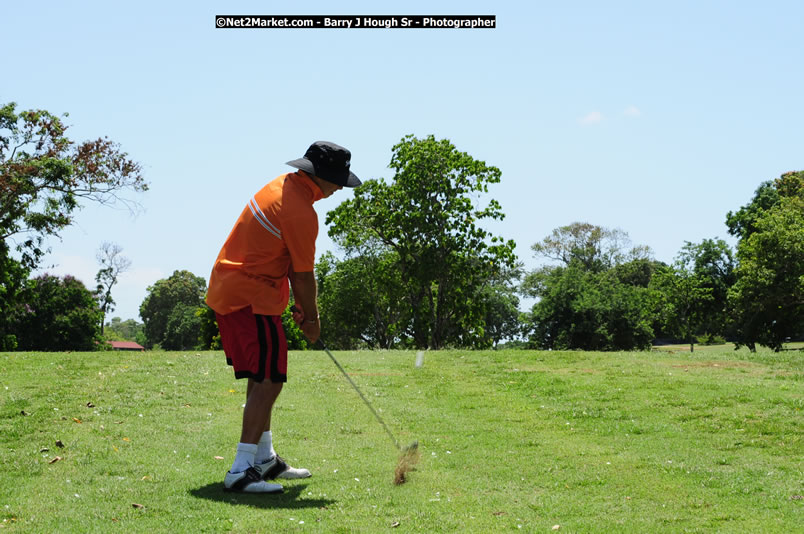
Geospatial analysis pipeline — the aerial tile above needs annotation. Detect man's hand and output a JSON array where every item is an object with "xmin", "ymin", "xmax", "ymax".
[
  {"xmin": 291, "ymin": 304, "xmax": 305, "ymax": 326},
  {"xmin": 301, "ymin": 319, "xmax": 320, "ymax": 344},
  {"xmin": 291, "ymin": 304, "xmax": 320, "ymax": 344}
]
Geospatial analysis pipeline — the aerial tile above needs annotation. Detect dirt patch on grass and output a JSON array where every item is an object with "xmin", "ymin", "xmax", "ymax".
[
  {"xmin": 506, "ymin": 366, "xmax": 601, "ymax": 374},
  {"xmin": 345, "ymin": 372, "xmax": 403, "ymax": 376},
  {"xmin": 669, "ymin": 361, "xmax": 759, "ymax": 369},
  {"xmin": 538, "ymin": 367, "xmax": 603, "ymax": 375},
  {"xmin": 667, "ymin": 361, "xmax": 774, "ymax": 377},
  {"xmin": 506, "ymin": 367, "xmax": 544, "ymax": 373},
  {"xmin": 666, "ymin": 360, "xmax": 802, "ymax": 379}
]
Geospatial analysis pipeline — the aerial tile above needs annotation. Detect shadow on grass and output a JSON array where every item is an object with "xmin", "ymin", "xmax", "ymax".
[{"xmin": 190, "ymin": 482, "xmax": 336, "ymax": 509}]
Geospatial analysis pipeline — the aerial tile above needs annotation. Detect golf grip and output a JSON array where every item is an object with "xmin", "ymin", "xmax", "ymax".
[{"xmin": 290, "ymin": 305, "xmax": 401, "ymax": 451}]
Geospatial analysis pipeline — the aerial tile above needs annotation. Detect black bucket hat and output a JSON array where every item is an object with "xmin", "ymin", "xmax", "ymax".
[{"xmin": 287, "ymin": 141, "xmax": 361, "ymax": 188}]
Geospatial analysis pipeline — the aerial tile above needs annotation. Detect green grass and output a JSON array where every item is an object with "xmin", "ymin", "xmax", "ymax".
[{"xmin": 1, "ymin": 348, "xmax": 802, "ymax": 533}]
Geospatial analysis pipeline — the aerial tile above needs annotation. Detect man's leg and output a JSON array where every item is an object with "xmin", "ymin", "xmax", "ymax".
[
  {"xmin": 224, "ymin": 379, "xmax": 285, "ymax": 492},
  {"xmin": 244, "ymin": 379, "xmax": 312, "ymax": 481},
  {"xmin": 244, "ymin": 377, "xmax": 312, "ymax": 481},
  {"xmin": 241, "ymin": 379, "xmax": 283, "ymax": 444},
  {"xmin": 218, "ymin": 309, "xmax": 287, "ymax": 492}
]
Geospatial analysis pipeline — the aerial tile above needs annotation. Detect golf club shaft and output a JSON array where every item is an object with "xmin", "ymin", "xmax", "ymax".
[
  {"xmin": 317, "ymin": 339, "xmax": 402, "ymax": 451},
  {"xmin": 290, "ymin": 304, "xmax": 403, "ymax": 450}
]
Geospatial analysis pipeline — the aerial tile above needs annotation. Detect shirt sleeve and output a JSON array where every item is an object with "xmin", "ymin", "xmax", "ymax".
[{"xmin": 282, "ymin": 207, "xmax": 318, "ymax": 272}]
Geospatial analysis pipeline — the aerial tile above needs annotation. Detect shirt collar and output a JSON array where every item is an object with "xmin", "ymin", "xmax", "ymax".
[{"xmin": 290, "ymin": 171, "xmax": 324, "ymax": 202}]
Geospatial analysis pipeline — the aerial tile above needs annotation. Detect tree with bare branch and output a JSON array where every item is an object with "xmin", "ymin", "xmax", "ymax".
[
  {"xmin": 0, "ymin": 102, "xmax": 147, "ymax": 268},
  {"xmin": 0, "ymin": 101, "xmax": 147, "ymax": 350},
  {"xmin": 95, "ymin": 242, "xmax": 132, "ymax": 334}
]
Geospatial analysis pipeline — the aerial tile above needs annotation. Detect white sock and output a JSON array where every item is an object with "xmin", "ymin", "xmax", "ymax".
[
  {"xmin": 231, "ymin": 443, "xmax": 258, "ymax": 473},
  {"xmin": 255, "ymin": 431, "xmax": 276, "ymax": 464}
]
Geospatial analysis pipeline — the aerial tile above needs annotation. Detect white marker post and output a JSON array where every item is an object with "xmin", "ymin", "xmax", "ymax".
[{"xmin": 415, "ymin": 351, "xmax": 424, "ymax": 368}]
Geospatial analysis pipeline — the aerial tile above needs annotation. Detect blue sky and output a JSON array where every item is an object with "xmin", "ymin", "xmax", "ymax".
[{"xmin": 3, "ymin": 1, "xmax": 803, "ymax": 322}]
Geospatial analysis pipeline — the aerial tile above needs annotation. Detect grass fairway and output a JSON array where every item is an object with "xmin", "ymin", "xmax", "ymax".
[{"xmin": 1, "ymin": 348, "xmax": 802, "ymax": 533}]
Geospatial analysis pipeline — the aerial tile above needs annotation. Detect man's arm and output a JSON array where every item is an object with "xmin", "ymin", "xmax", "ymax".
[{"xmin": 289, "ymin": 270, "xmax": 320, "ymax": 344}]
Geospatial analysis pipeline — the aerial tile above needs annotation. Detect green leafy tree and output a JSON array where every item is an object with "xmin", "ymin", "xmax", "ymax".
[
  {"xmin": 139, "ymin": 270, "xmax": 206, "ymax": 349},
  {"xmin": 649, "ymin": 263, "xmax": 713, "ymax": 352},
  {"xmin": 106, "ymin": 317, "xmax": 145, "ymax": 342},
  {"xmin": 105, "ymin": 316, "xmax": 146, "ymax": 346},
  {"xmin": 196, "ymin": 304, "xmax": 222, "ymax": 350},
  {"xmin": 611, "ymin": 257, "xmax": 663, "ymax": 288},
  {"xmin": 94, "ymin": 242, "xmax": 131, "ymax": 334},
  {"xmin": 163, "ymin": 303, "xmax": 203, "ymax": 351},
  {"xmin": 525, "ymin": 262, "xmax": 654, "ymax": 351},
  {"xmin": 0, "ymin": 102, "xmax": 147, "ymax": 269},
  {"xmin": 531, "ymin": 222, "xmax": 652, "ymax": 274},
  {"xmin": 316, "ymin": 251, "xmax": 409, "ymax": 349},
  {"xmin": 0, "ymin": 249, "xmax": 28, "ymax": 350},
  {"xmin": 1, "ymin": 101, "xmax": 146, "ymax": 348},
  {"xmin": 326, "ymin": 135, "xmax": 517, "ymax": 349},
  {"xmin": 726, "ymin": 171, "xmax": 804, "ymax": 240},
  {"xmin": 13, "ymin": 274, "xmax": 103, "ymax": 351},
  {"xmin": 728, "ymin": 196, "xmax": 804, "ymax": 351},
  {"xmin": 726, "ymin": 182, "xmax": 780, "ymax": 240},
  {"xmin": 524, "ymin": 225, "xmax": 655, "ymax": 351},
  {"xmin": 675, "ymin": 239, "xmax": 735, "ymax": 338},
  {"xmin": 471, "ymin": 263, "xmax": 524, "ymax": 349}
]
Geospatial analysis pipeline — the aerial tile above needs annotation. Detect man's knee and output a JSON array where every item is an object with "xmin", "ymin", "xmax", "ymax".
[{"xmin": 248, "ymin": 379, "xmax": 283, "ymax": 400}]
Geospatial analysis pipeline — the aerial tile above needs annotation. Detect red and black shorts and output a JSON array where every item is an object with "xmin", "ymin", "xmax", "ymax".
[{"xmin": 215, "ymin": 306, "xmax": 288, "ymax": 383}]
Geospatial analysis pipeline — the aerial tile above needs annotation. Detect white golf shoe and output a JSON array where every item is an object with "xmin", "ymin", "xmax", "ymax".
[
  {"xmin": 254, "ymin": 455, "xmax": 311, "ymax": 480},
  {"xmin": 223, "ymin": 466, "xmax": 284, "ymax": 493}
]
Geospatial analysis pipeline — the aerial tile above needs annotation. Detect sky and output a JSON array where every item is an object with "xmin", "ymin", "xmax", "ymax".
[{"xmin": 2, "ymin": 1, "xmax": 803, "ymax": 322}]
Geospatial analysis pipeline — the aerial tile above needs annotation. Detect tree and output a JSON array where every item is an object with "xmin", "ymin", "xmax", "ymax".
[
  {"xmin": 728, "ymin": 196, "xmax": 804, "ymax": 351},
  {"xmin": 531, "ymin": 222, "xmax": 651, "ymax": 273},
  {"xmin": 1, "ymin": 102, "xmax": 146, "ymax": 349},
  {"xmin": 475, "ymin": 263, "xmax": 523, "ymax": 349},
  {"xmin": 524, "ymin": 224, "xmax": 656, "ymax": 351},
  {"xmin": 139, "ymin": 270, "xmax": 206, "ymax": 349},
  {"xmin": 1, "ymin": 102, "xmax": 147, "ymax": 269},
  {"xmin": 675, "ymin": 239, "xmax": 735, "ymax": 338},
  {"xmin": 105, "ymin": 316, "xmax": 145, "ymax": 346},
  {"xmin": 13, "ymin": 274, "xmax": 103, "ymax": 351},
  {"xmin": 95, "ymin": 242, "xmax": 131, "ymax": 334},
  {"xmin": 726, "ymin": 171, "xmax": 804, "ymax": 240},
  {"xmin": 326, "ymin": 135, "xmax": 517, "ymax": 349},
  {"xmin": 649, "ymin": 263, "xmax": 713, "ymax": 352},
  {"xmin": 196, "ymin": 304, "xmax": 222, "ymax": 350},
  {"xmin": 725, "ymin": 171, "xmax": 804, "ymax": 351},
  {"xmin": 525, "ymin": 262, "xmax": 655, "ymax": 351},
  {"xmin": 316, "ymin": 251, "xmax": 410, "ymax": 349},
  {"xmin": 0, "ymin": 248, "xmax": 28, "ymax": 350},
  {"xmin": 163, "ymin": 303, "xmax": 202, "ymax": 351}
]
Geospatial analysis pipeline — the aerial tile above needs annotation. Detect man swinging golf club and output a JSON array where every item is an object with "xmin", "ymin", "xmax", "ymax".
[{"xmin": 206, "ymin": 141, "xmax": 361, "ymax": 493}]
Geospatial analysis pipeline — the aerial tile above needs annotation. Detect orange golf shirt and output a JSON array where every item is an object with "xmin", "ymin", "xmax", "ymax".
[{"xmin": 207, "ymin": 172, "xmax": 324, "ymax": 316}]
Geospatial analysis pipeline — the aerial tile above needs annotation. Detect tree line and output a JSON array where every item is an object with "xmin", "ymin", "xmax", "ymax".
[{"xmin": 2, "ymin": 102, "xmax": 802, "ymax": 352}]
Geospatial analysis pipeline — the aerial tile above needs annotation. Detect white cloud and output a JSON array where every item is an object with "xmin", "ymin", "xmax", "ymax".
[
  {"xmin": 579, "ymin": 111, "xmax": 603, "ymax": 125},
  {"xmin": 624, "ymin": 105, "xmax": 641, "ymax": 117}
]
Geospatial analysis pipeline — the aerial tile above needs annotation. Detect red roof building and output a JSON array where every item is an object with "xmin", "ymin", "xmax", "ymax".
[{"xmin": 109, "ymin": 341, "xmax": 145, "ymax": 351}]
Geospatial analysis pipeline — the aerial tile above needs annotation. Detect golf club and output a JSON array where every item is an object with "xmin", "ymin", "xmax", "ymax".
[
  {"xmin": 291, "ymin": 305, "xmax": 419, "ymax": 483},
  {"xmin": 320, "ymin": 337, "xmax": 415, "ymax": 448}
]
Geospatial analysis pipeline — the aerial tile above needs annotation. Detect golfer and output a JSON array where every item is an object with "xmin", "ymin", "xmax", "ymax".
[{"xmin": 206, "ymin": 141, "xmax": 361, "ymax": 493}]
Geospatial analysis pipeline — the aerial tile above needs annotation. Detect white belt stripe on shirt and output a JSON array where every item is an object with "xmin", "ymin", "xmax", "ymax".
[{"xmin": 248, "ymin": 197, "xmax": 282, "ymax": 240}]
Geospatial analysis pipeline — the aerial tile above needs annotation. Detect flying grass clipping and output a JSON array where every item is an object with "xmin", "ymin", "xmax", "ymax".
[{"xmin": 394, "ymin": 441, "xmax": 420, "ymax": 485}]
